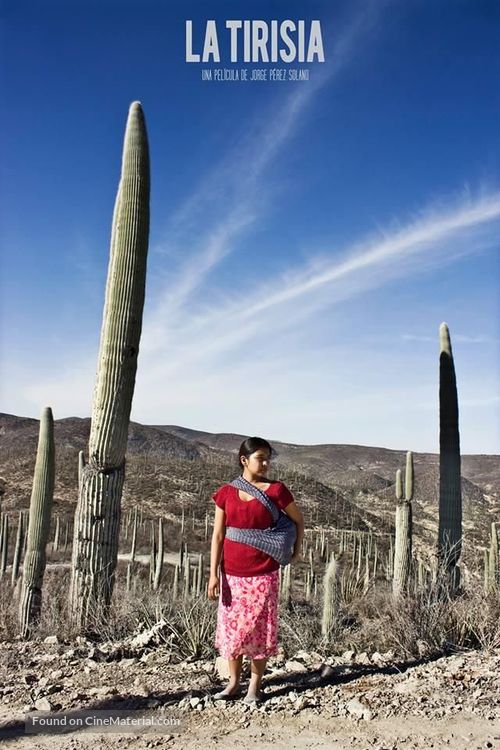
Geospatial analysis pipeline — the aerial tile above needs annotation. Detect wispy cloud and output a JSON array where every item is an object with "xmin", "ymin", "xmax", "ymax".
[
  {"xmin": 5, "ymin": 189, "xmax": 499, "ymax": 453},
  {"xmin": 402, "ymin": 333, "xmax": 497, "ymax": 344},
  {"xmin": 141, "ymin": 189, "xmax": 500, "ymax": 376}
]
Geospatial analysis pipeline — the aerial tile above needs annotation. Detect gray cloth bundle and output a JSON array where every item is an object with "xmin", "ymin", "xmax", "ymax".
[{"xmin": 225, "ymin": 476, "xmax": 297, "ymax": 566}]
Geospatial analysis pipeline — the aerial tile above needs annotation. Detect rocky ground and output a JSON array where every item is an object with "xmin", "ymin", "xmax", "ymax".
[{"xmin": 0, "ymin": 629, "xmax": 498, "ymax": 750}]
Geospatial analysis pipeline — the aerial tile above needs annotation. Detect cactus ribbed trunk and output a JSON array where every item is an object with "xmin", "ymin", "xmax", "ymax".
[
  {"xmin": 393, "ymin": 454, "xmax": 413, "ymax": 597},
  {"xmin": 78, "ymin": 451, "xmax": 85, "ymax": 489},
  {"xmin": 69, "ymin": 102, "xmax": 150, "ymax": 629},
  {"xmin": 437, "ymin": 323, "xmax": 462, "ymax": 592},
  {"xmin": 53, "ymin": 515, "xmax": 60, "ymax": 552},
  {"xmin": 321, "ymin": 555, "xmax": 339, "ymax": 638},
  {"xmin": 19, "ymin": 407, "xmax": 55, "ymax": 637},
  {"xmin": 11, "ymin": 511, "xmax": 24, "ymax": 586},
  {"xmin": 488, "ymin": 522, "xmax": 498, "ymax": 593},
  {"xmin": 0, "ymin": 514, "xmax": 9, "ymax": 579},
  {"xmin": 152, "ymin": 518, "xmax": 164, "ymax": 591}
]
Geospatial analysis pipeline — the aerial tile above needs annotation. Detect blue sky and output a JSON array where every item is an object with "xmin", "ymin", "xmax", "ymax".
[{"xmin": 1, "ymin": 0, "xmax": 499, "ymax": 453}]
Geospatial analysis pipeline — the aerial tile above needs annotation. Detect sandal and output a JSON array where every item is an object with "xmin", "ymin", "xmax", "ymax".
[
  {"xmin": 242, "ymin": 692, "xmax": 263, "ymax": 705},
  {"xmin": 213, "ymin": 687, "xmax": 242, "ymax": 701}
]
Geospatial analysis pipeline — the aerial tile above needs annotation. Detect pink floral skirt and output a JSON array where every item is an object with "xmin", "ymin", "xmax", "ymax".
[{"xmin": 215, "ymin": 569, "xmax": 279, "ymax": 659}]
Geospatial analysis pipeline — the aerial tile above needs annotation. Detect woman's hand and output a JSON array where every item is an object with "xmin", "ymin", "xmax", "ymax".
[{"xmin": 208, "ymin": 574, "xmax": 220, "ymax": 599}]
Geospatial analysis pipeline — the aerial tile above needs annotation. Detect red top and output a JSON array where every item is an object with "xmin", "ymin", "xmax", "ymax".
[{"xmin": 212, "ymin": 480, "xmax": 295, "ymax": 577}]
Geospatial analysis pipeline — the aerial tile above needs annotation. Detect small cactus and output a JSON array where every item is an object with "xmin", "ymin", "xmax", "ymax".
[
  {"xmin": 130, "ymin": 507, "xmax": 138, "ymax": 562},
  {"xmin": 0, "ymin": 514, "xmax": 9, "ymax": 579},
  {"xmin": 11, "ymin": 511, "xmax": 25, "ymax": 586},
  {"xmin": 53, "ymin": 515, "xmax": 60, "ymax": 552},
  {"xmin": 487, "ymin": 522, "xmax": 498, "ymax": 593},
  {"xmin": 19, "ymin": 407, "xmax": 55, "ymax": 637},
  {"xmin": 152, "ymin": 518, "xmax": 164, "ymax": 591},
  {"xmin": 393, "ymin": 453, "xmax": 413, "ymax": 597},
  {"xmin": 321, "ymin": 554, "xmax": 339, "ymax": 638}
]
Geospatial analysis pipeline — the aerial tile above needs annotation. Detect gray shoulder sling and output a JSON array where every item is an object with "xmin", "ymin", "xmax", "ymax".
[{"xmin": 224, "ymin": 476, "xmax": 297, "ymax": 566}]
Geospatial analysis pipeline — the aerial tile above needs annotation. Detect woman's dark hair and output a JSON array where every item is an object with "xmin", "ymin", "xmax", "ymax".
[{"xmin": 238, "ymin": 436, "xmax": 273, "ymax": 470}]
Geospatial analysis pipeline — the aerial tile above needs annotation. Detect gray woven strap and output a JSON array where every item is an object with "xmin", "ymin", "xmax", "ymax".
[{"xmin": 224, "ymin": 476, "xmax": 297, "ymax": 566}]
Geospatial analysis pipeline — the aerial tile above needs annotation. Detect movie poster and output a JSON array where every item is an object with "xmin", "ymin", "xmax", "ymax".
[
  {"xmin": 1, "ymin": 2, "xmax": 500, "ymax": 745},
  {"xmin": 1, "ymin": 0, "xmax": 498, "ymax": 454}
]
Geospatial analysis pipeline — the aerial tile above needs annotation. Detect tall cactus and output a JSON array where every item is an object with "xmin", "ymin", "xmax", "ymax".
[
  {"xmin": 393, "ymin": 453, "xmax": 413, "ymax": 597},
  {"xmin": 19, "ymin": 407, "xmax": 55, "ymax": 637},
  {"xmin": 69, "ymin": 102, "xmax": 150, "ymax": 628},
  {"xmin": 437, "ymin": 323, "xmax": 462, "ymax": 592}
]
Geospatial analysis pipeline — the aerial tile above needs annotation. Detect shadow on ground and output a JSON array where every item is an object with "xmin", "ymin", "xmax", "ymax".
[{"xmin": 0, "ymin": 650, "xmax": 448, "ymax": 741}]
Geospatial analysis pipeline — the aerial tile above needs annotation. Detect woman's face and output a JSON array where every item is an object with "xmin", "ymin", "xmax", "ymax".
[{"xmin": 242, "ymin": 449, "xmax": 271, "ymax": 477}]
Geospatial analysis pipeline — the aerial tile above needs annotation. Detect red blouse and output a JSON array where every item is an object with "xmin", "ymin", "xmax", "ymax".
[{"xmin": 212, "ymin": 480, "xmax": 295, "ymax": 577}]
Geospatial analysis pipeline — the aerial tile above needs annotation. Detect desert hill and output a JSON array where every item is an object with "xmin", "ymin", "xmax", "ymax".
[{"xmin": 0, "ymin": 413, "xmax": 497, "ymax": 565}]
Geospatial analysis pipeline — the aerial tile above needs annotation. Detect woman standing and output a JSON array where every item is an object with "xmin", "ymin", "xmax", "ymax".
[{"xmin": 208, "ymin": 437, "xmax": 305, "ymax": 703}]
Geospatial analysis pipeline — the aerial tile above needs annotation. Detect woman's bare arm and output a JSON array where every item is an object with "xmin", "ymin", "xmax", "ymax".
[
  {"xmin": 283, "ymin": 501, "xmax": 305, "ymax": 561},
  {"xmin": 208, "ymin": 506, "xmax": 226, "ymax": 599}
]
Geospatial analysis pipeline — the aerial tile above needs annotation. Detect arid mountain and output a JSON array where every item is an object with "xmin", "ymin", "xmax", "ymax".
[
  {"xmin": 1, "ymin": 414, "xmax": 497, "ymax": 565},
  {"xmin": 157, "ymin": 424, "xmax": 499, "ymax": 559}
]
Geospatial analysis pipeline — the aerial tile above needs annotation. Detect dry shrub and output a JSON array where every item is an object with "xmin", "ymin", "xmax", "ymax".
[
  {"xmin": 279, "ymin": 600, "xmax": 323, "ymax": 656},
  {"xmin": 337, "ymin": 575, "xmax": 500, "ymax": 658},
  {"xmin": 138, "ymin": 595, "xmax": 217, "ymax": 659}
]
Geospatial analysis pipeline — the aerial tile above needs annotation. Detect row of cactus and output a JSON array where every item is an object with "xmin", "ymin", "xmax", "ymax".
[{"xmin": 2, "ymin": 508, "xmax": 73, "ymax": 588}]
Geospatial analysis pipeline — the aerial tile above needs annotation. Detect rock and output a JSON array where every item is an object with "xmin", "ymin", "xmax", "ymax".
[
  {"xmin": 321, "ymin": 664, "xmax": 336, "ymax": 679},
  {"xmin": 34, "ymin": 697, "xmax": 52, "ymax": 711},
  {"xmin": 189, "ymin": 697, "xmax": 201, "ymax": 708},
  {"xmin": 130, "ymin": 619, "xmax": 169, "ymax": 648},
  {"xmin": 293, "ymin": 650, "xmax": 312, "ymax": 663},
  {"xmin": 346, "ymin": 697, "xmax": 371, "ymax": 720},
  {"xmin": 380, "ymin": 650, "xmax": 395, "ymax": 661},
  {"xmin": 342, "ymin": 650, "xmax": 356, "ymax": 661},
  {"xmin": 294, "ymin": 696, "xmax": 310, "ymax": 711},
  {"xmin": 394, "ymin": 680, "xmax": 420, "ymax": 695},
  {"xmin": 357, "ymin": 652, "xmax": 371, "ymax": 665},
  {"xmin": 45, "ymin": 684, "xmax": 63, "ymax": 696},
  {"xmin": 214, "ymin": 656, "xmax": 230, "ymax": 679},
  {"xmin": 120, "ymin": 657, "xmax": 137, "ymax": 667},
  {"xmin": 131, "ymin": 681, "xmax": 149, "ymax": 697},
  {"xmin": 89, "ymin": 686, "xmax": 117, "ymax": 697},
  {"xmin": 43, "ymin": 636, "xmax": 59, "ymax": 644},
  {"xmin": 285, "ymin": 660, "xmax": 307, "ymax": 672},
  {"xmin": 49, "ymin": 669, "xmax": 63, "ymax": 680}
]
